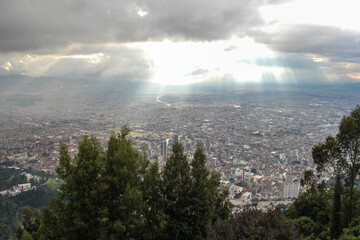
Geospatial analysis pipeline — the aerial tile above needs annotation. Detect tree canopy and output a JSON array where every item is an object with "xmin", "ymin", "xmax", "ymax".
[
  {"xmin": 287, "ymin": 105, "xmax": 360, "ymax": 239},
  {"xmin": 17, "ymin": 127, "xmax": 230, "ymax": 240}
]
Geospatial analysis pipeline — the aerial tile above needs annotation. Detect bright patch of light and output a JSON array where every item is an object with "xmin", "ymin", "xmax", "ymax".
[
  {"xmin": 136, "ymin": 8, "xmax": 148, "ymax": 17},
  {"xmin": 1, "ymin": 61, "xmax": 12, "ymax": 71},
  {"xmin": 348, "ymin": 72, "xmax": 360, "ymax": 79},
  {"xmin": 312, "ymin": 57, "xmax": 324, "ymax": 62},
  {"xmin": 260, "ymin": 0, "xmax": 360, "ymax": 31},
  {"xmin": 2, "ymin": 52, "xmax": 106, "ymax": 77},
  {"xmin": 26, "ymin": 53, "xmax": 105, "ymax": 63},
  {"xmin": 130, "ymin": 37, "xmax": 282, "ymax": 85},
  {"xmin": 67, "ymin": 53, "xmax": 105, "ymax": 63},
  {"xmin": 17, "ymin": 53, "xmax": 105, "ymax": 63}
]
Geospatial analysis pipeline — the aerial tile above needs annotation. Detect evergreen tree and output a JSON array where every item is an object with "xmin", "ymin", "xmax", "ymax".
[
  {"xmin": 16, "ymin": 129, "xmax": 233, "ymax": 240},
  {"xmin": 162, "ymin": 142, "xmax": 193, "ymax": 239},
  {"xmin": 210, "ymin": 172, "xmax": 231, "ymax": 222},
  {"xmin": 68, "ymin": 136, "xmax": 104, "ymax": 240},
  {"xmin": 101, "ymin": 127, "xmax": 147, "ymax": 239},
  {"xmin": 161, "ymin": 144, "xmax": 231, "ymax": 240},
  {"xmin": 190, "ymin": 147, "xmax": 231, "ymax": 239},
  {"xmin": 43, "ymin": 136, "xmax": 105, "ymax": 240},
  {"xmin": 190, "ymin": 147, "xmax": 213, "ymax": 239},
  {"xmin": 36, "ymin": 199, "xmax": 67, "ymax": 240},
  {"xmin": 142, "ymin": 161, "xmax": 166, "ymax": 239}
]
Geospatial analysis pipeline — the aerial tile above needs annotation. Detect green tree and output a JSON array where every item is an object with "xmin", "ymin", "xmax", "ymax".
[
  {"xmin": 337, "ymin": 106, "xmax": 360, "ymax": 227},
  {"xmin": 21, "ymin": 208, "xmax": 41, "ymax": 235},
  {"xmin": 162, "ymin": 142, "xmax": 193, "ymax": 239},
  {"xmin": 142, "ymin": 161, "xmax": 166, "ymax": 239},
  {"xmin": 340, "ymin": 216, "xmax": 360, "ymax": 239},
  {"xmin": 191, "ymin": 147, "xmax": 231, "ymax": 239},
  {"xmin": 0, "ymin": 197, "xmax": 18, "ymax": 240},
  {"xmin": 162, "ymin": 144, "xmax": 231, "ymax": 240},
  {"xmin": 209, "ymin": 171, "xmax": 231, "ymax": 222},
  {"xmin": 300, "ymin": 170, "xmax": 317, "ymax": 191},
  {"xmin": 15, "ymin": 208, "xmax": 41, "ymax": 239},
  {"xmin": 20, "ymin": 230, "xmax": 34, "ymax": 240},
  {"xmin": 43, "ymin": 136, "xmax": 105, "ymax": 240},
  {"xmin": 15, "ymin": 129, "xmax": 233, "ymax": 240},
  {"xmin": 295, "ymin": 216, "xmax": 318, "ymax": 239},
  {"xmin": 332, "ymin": 174, "xmax": 344, "ymax": 239},
  {"xmin": 289, "ymin": 106, "xmax": 360, "ymax": 239},
  {"xmin": 100, "ymin": 128, "xmax": 147, "ymax": 239},
  {"xmin": 36, "ymin": 129, "xmax": 148, "ymax": 240},
  {"xmin": 286, "ymin": 180, "xmax": 331, "ymax": 238},
  {"xmin": 36, "ymin": 199, "xmax": 67, "ymax": 240},
  {"xmin": 208, "ymin": 208, "xmax": 299, "ymax": 240},
  {"xmin": 190, "ymin": 147, "xmax": 214, "ymax": 239},
  {"xmin": 312, "ymin": 136, "xmax": 345, "ymax": 239}
]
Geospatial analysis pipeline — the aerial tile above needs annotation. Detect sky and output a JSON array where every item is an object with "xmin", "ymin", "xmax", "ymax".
[{"xmin": 0, "ymin": 0, "xmax": 360, "ymax": 86}]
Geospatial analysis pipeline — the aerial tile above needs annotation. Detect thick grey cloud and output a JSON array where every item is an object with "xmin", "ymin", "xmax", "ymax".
[
  {"xmin": 3, "ymin": 0, "xmax": 360, "ymax": 84},
  {"xmin": 249, "ymin": 24, "xmax": 360, "ymax": 82},
  {"xmin": 251, "ymin": 24, "xmax": 360, "ymax": 61},
  {"xmin": 0, "ymin": 0, "xmax": 287, "ymax": 52}
]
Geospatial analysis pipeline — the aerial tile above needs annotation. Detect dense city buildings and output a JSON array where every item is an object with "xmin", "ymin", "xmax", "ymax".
[{"xmin": 1, "ymin": 83, "xmax": 360, "ymax": 206}]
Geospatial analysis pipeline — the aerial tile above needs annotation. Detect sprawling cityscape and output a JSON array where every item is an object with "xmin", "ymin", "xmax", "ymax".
[
  {"xmin": 2, "ymin": 0, "xmax": 360, "ymax": 238},
  {"xmin": 1, "ymin": 80, "xmax": 359, "ymax": 207}
]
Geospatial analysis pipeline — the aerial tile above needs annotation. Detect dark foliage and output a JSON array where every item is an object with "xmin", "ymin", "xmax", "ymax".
[
  {"xmin": 14, "ymin": 186, "xmax": 58, "ymax": 208},
  {"xmin": 0, "ymin": 168, "xmax": 28, "ymax": 191},
  {"xmin": 207, "ymin": 208, "xmax": 300, "ymax": 240},
  {"xmin": 0, "ymin": 185, "xmax": 57, "ymax": 240}
]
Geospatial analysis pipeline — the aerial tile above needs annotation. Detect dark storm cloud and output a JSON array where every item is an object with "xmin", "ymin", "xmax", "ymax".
[
  {"xmin": 144, "ymin": 0, "xmax": 265, "ymax": 41},
  {"xmin": 0, "ymin": 0, "xmax": 288, "ymax": 52},
  {"xmin": 251, "ymin": 24, "xmax": 360, "ymax": 61}
]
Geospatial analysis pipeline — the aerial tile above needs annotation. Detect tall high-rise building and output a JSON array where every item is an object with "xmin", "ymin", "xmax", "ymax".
[
  {"xmin": 173, "ymin": 134, "xmax": 181, "ymax": 144},
  {"xmin": 161, "ymin": 141, "xmax": 164, "ymax": 156},
  {"xmin": 218, "ymin": 151, "xmax": 222, "ymax": 163},
  {"xmin": 205, "ymin": 139, "xmax": 211, "ymax": 154},
  {"xmin": 161, "ymin": 140, "xmax": 168, "ymax": 162}
]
